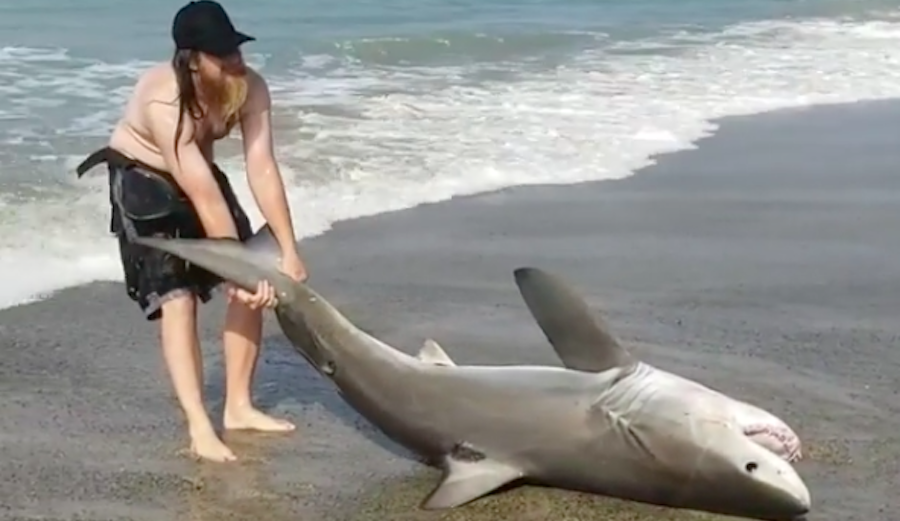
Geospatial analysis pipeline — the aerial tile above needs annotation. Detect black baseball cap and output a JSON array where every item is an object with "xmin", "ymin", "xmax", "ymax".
[{"xmin": 172, "ymin": 0, "xmax": 255, "ymax": 58}]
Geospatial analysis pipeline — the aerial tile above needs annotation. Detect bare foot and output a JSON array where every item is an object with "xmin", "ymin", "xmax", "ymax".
[
  {"xmin": 189, "ymin": 429, "xmax": 237, "ymax": 462},
  {"xmin": 223, "ymin": 406, "xmax": 296, "ymax": 432}
]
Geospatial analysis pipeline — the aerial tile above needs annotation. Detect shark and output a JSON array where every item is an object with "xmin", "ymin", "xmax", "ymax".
[{"xmin": 134, "ymin": 226, "xmax": 811, "ymax": 520}]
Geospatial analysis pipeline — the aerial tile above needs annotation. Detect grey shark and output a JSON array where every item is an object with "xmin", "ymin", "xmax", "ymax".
[{"xmin": 134, "ymin": 226, "xmax": 811, "ymax": 521}]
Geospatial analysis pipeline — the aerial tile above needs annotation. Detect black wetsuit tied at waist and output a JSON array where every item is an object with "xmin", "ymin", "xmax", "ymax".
[
  {"xmin": 76, "ymin": 146, "xmax": 190, "ymax": 222},
  {"xmin": 76, "ymin": 146, "xmax": 253, "ymax": 320}
]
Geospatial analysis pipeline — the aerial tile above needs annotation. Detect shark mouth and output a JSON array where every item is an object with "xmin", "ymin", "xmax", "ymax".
[{"xmin": 744, "ymin": 423, "xmax": 803, "ymax": 463}]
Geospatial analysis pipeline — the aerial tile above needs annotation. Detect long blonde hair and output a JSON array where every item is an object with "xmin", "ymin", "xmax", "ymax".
[
  {"xmin": 172, "ymin": 49, "xmax": 201, "ymax": 160},
  {"xmin": 217, "ymin": 72, "xmax": 248, "ymax": 126},
  {"xmin": 171, "ymin": 48, "xmax": 249, "ymax": 156}
]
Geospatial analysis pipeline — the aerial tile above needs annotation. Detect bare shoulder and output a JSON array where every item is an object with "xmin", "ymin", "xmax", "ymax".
[
  {"xmin": 242, "ymin": 66, "xmax": 272, "ymax": 114},
  {"xmin": 140, "ymin": 63, "xmax": 181, "ymax": 111},
  {"xmin": 136, "ymin": 63, "xmax": 194, "ymax": 138}
]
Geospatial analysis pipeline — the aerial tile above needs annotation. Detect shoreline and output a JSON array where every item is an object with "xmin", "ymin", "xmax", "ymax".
[
  {"xmin": 2, "ymin": 98, "xmax": 899, "ymax": 520},
  {"xmin": 2, "ymin": 97, "xmax": 898, "ymax": 315}
]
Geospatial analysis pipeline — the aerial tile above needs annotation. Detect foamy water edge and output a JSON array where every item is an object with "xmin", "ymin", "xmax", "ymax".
[{"xmin": 1, "ymin": 15, "xmax": 900, "ymax": 310}]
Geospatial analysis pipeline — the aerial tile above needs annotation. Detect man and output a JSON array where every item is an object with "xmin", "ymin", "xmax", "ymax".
[{"xmin": 76, "ymin": 0, "xmax": 307, "ymax": 462}]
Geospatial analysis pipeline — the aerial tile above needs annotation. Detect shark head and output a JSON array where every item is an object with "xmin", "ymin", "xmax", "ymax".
[
  {"xmin": 680, "ymin": 417, "xmax": 811, "ymax": 520},
  {"xmin": 573, "ymin": 372, "xmax": 811, "ymax": 521},
  {"xmin": 513, "ymin": 266, "xmax": 810, "ymax": 520}
]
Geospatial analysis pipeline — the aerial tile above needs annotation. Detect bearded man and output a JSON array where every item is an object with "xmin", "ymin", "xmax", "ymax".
[{"xmin": 76, "ymin": 0, "xmax": 308, "ymax": 462}]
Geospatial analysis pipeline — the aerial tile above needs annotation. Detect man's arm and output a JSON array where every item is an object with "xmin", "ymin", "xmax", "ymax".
[
  {"xmin": 240, "ymin": 70, "xmax": 298, "ymax": 256},
  {"xmin": 147, "ymin": 98, "xmax": 238, "ymax": 239}
]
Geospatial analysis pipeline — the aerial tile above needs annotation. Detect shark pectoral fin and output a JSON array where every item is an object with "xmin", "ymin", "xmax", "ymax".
[
  {"xmin": 422, "ymin": 457, "xmax": 523, "ymax": 510},
  {"xmin": 417, "ymin": 338, "xmax": 457, "ymax": 367}
]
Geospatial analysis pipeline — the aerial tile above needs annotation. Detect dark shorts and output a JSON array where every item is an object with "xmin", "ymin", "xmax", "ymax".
[{"xmin": 108, "ymin": 157, "xmax": 253, "ymax": 321}]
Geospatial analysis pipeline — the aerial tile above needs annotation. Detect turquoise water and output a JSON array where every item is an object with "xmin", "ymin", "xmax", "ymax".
[
  {"xmin": 3, "ymin": 0, "xmax": 895, "ymax": 63},
  {"xmin": 0, "ymin": 0, "xmax": 899, "ymax": 306}
]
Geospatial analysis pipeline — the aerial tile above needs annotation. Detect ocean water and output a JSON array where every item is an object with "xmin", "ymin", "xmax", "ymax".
[{"xmin": 0, "ymin": 0, "xmax": 899, "ymax": 309}]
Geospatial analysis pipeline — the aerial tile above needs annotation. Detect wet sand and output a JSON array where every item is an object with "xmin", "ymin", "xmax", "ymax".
[{"xmin": 2, "ymin": 99, "xmax": 899, "ymax": 521}]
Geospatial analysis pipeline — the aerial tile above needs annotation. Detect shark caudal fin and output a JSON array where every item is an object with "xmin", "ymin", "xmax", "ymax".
[
  {"xmin": 133, "ymin": 224, "xmax": 296, "ymax": 295},
  {"xmin": 513, "ymin": 267, "xmax": 634, "ymax": 373}
]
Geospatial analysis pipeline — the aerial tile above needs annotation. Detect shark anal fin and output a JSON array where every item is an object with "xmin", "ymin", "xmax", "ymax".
[
  {"xmin": 417, "ymin": 338, "xmax": 456, "ymax": 367},
  {"xmin": 421, "ymin": 446, "xmax": 522, "ymax": 510}
]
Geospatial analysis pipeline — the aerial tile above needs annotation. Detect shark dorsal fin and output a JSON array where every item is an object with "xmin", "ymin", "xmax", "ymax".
[
  {"xmin": 513, "ymin": 267, "xmax": 634, "ymax": 373},
  {"xmin": 418, "ymin": 339, "xmax": 456, "ymax": 367},
  {"xmin": 422, "ymin": 445, "xmax": 523, "ymax": 509}
]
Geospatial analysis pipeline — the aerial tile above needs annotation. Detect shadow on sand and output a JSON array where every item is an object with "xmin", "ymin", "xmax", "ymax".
[
  {"xmin": 204, "ymin": 330, "xmax": 419, "ymax": 464},
  {"xmin": 192, "ymin": 332, "xmax": 751, "ymax": 521}
]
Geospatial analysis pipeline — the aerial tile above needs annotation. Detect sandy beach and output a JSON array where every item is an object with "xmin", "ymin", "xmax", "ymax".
[{"xmin": 2, "ymin": 98, "xmax": 899, "ymax": 521}]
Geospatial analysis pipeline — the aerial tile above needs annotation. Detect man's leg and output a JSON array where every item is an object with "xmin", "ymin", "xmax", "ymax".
[
  {"xmin": 159, "ymin": 292, "xmax": 237, "ymax": 461},
  {"xmin": 221, "ymin": 298, "xmax": 296, "ymax": 432},
  {"xmin": 209, "ymin": 164, "xmax": 294, "ymax": 431}
]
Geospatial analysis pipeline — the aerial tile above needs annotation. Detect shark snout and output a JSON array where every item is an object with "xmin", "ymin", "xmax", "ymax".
[
  {"xmin": 777, "ymin": 486, "xmax": 811, "ymax": 519},
  {"xmin": 773, "ymin": 454, "xmax": 811, "ymax": 511},
  {"xmin": 745, "ymin": 453, "xmax": 811, "ymax": 520},
  {"xmin": 698, "ymin": 430, "xmax": 812, "ymax": 521},
  {"xmin": 782, "ymin": 478, "xmax": 811, "ymax": 517}
]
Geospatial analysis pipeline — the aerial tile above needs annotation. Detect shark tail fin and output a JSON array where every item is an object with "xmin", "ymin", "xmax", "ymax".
[{"xmin": 133, "ymin": 224, "xmax": 294, "ymax": 295}]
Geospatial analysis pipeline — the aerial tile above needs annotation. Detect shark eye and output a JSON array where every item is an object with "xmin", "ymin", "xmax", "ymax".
[{"xmin": 745, "ymin": 462, "xmax": 758, "ymax": 473}]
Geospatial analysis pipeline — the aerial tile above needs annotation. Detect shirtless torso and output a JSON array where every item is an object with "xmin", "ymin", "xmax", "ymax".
[{"xmin": 108, "ymin": 61, "xmax": 258, "ymax": 170}]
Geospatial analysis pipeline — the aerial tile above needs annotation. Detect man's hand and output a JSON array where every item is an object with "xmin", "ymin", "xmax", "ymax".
[
  {"xmin": 223, "ymin": 250, "xmax": 306, "ymax": 310},
  {"xmin": 279, "ymin": 249, "xmax": 308, "ymax": 282},
  {"xmin": 226, "ymin": 280, "xmax": 277, "ymax": 309}
]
